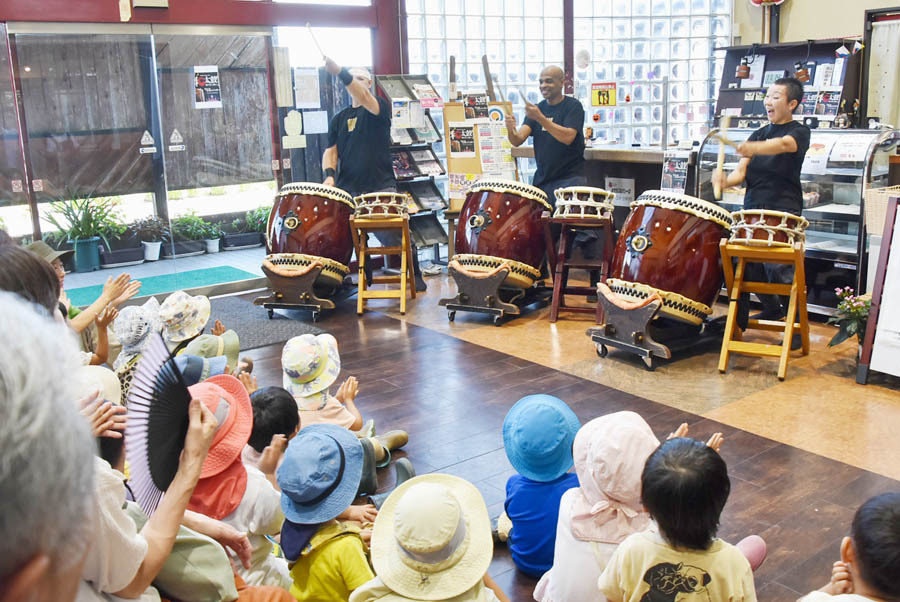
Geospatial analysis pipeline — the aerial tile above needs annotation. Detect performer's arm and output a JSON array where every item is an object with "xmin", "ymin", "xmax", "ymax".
[
  {"xmin": 504, "ymin": 114, "xmax": 532, "ymax": 147},
  {"xmin": 324, "ymin": 56, "xmax": 380, "ymax": 116},
  {"xmin": 737, "ymin": 135, "xmax": 798, "ymax": 158},
  {"xmin": 322, "ymin": 145, "xmax": 338, "ymax": 186},
  {"xmin": 524, "ymin": 100, "xmax": 578, "ymax": 145},
  {"xmin": 713, "ymin": 157, "xmax": 750, "ymax": 191}
]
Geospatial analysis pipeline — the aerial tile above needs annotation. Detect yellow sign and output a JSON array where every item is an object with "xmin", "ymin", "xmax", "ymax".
[{"xmin": 591, "ymin": 82, "xmax": 617, "ymax": 107}]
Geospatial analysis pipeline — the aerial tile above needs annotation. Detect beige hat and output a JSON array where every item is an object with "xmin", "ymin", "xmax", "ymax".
[
  {"xmin": 26, "ymin": 240, "xmax": 73, "ymax": 264},
  {"xmin": 74, "ymin": 365, "xmax": 123, "ymax": 406},
  {"xmin": 159, "ymin": 291, "xmax": 211, "ymax": 343},
  {"xmin": 371, "ymin": 474, "xmax": 492, "ymax": 600}
]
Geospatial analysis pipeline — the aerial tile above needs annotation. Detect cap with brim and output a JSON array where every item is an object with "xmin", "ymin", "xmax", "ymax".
[
  {"xmin": 184, "ymin": 330, "xmax": 240, "ymax": 371},
  {"xmin": 189, "ymin": 374, "xmax": 253, "ymax": 479},
  {"xmin": 277, "ymin": 423, "xmax": 363, "ymax": 525},
  {"xmin": 502, "ymin": 394, "xmax": 580, "ymax": 482},
  {"xmin": 174, "ymin": 354, "xmax": 228, "ymax": 387},
  {"xmin": 281, "ymin": 333, "xmax": 340, "ymax": 398},
  {"xmin": 160, "ymin": 291, "xmax": 211, "ymax": 343},
  {"xmin": 26, "ymin": 240, "xmax": 73, "ymax": 263},
  {"xmin": 371, "ymin": 474, "xmax": 492, "ymax": 601},
  {"xmin": 74, "ymin": 365, "xmax": 123, "ymax": 406}
]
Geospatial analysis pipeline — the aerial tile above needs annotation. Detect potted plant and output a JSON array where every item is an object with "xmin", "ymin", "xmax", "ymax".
[
  {"xmin": 827, "ymin": 287, "xmax": 871, "ymax": 356},
  {"xmin": 43, "ymin": 192, "xmax": 118, "ymax": 273},
  {"xmin": 201, "ymin": 220, "xmax": 223, "ymax": 253},
  {"xmin": 164, "ymin": 212, "xmax": 207, "ymax": 258},
  {"xmin": 132, "ymin": 216, "xmax": 171, "ymax": 261},
  {"xmin": 223, "ymin": 213, "xmax": 264, "ymax": 250},
  {"xmin": 99, "ymin": 220, "xmax": 143, "ymax": 268}
]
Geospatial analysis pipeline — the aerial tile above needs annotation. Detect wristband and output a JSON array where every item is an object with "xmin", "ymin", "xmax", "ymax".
[
  {"xmin": 324, "ymin": 167, "xmax": 336, "ymax": 179},
  {"xmin": 338, "ymin": 67, "xmax": 353, "ymax": 86}
]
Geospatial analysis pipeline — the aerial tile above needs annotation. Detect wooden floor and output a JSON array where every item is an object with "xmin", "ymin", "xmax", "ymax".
[{"xmin": 239, "ymin": 291, "xmax": 900, "ymax": 602}]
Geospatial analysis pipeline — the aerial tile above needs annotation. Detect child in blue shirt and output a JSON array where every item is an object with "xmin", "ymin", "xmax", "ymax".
[{"xmin": 500, "ymin": 394, "xmax": 581, "ymax": 578}]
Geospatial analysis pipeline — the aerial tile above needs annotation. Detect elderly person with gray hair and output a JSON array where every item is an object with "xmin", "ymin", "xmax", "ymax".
[{"xmin": 0, "ymin": 292, "xmax": 96, "ymax": 602}]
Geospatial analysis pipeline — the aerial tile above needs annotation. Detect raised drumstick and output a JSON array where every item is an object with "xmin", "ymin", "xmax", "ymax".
[
  {"xmin": 306, "ymin": 23, "xmax": 326, "ymax": 58},
  {"xmin": 714, "ymin": 115, "xmax": 732, "ymax": 201}
]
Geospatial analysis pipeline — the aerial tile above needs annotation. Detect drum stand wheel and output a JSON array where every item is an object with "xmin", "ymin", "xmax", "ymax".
[
  {"xmin": 253, "ymin": 263, "xmax": 335, "ymax": 322},
  {"xmin": 438, "ymin": 262, "xmax": 524, "ymax": 325}
]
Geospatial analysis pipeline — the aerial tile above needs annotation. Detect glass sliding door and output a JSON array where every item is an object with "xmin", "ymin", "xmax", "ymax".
[{"xmin": 0, "ymin": 23, "xmax": 32, "ymax": 240}]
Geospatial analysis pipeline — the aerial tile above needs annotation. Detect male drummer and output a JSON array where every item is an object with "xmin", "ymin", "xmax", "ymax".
[
  {"xmin": 505, "ymin": 65, "xmax": 586, "ymax": 203},
  {"xmin": 321, "ymin": 57, "xmax": 426, "ymax": 291},
  {"xmin": 713, "ymin": 77, "xmax": 810, "ymax": 335}
]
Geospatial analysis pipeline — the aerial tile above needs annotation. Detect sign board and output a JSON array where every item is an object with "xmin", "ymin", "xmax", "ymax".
[
  {"xmin": 591, "ymin": 82, "xmax": 617, "ymax": 107},
  {"xmin": 605, "ymin": 176, "xmax": 635, "ymax": 206}
]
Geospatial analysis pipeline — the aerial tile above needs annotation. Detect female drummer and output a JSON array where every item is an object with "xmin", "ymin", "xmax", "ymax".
[{"xmin": 712, "ymin": 77, "xmax": 810, "ymax": 332}]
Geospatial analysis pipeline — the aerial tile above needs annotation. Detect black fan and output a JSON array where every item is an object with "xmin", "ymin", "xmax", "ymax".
[{"xmin": 125, "ymin": 333, "xmax": 191, "ymax": 514}]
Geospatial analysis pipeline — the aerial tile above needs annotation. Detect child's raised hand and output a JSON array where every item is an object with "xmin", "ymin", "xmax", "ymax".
[
  {"xmin": 829, "ymin": 560, "xmax": 854, "ymax": 594},
  {"xmin": 258, "ymin": 434, "xmax": 288, "ymax": 476},
  {"xmin": 667, "ymin": 423, "xmax": 689, "ymax": 440},
  {"xmin": 346, "ymin": 503, "xmax": 377, "ymax": 524},
  {"xmin": 706, "ymin": 432, "xmax": 725, "ymax": 453},
  {"xmin": 335, "ymin": 376, "xmax": 359, "ymax": 405},
  {"xmin": 211, "ymin": 319, "xmax": 226, "ymax": 336},
  {"xmin": 96, "ymin": 306, "xmax": 119, "ymax": 329},
  {"xmin": 238, "ymin": 371, "xmax": 258, "ymax": 395},
  {"xmin": 80, "ymin": 391, "xmax": 127, "ymax": 438}
]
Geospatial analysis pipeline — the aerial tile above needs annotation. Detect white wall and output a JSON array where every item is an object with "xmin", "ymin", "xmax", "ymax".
[{"xmin": 734, "ymin": 0, "xmax": 900, "ymax": 44}]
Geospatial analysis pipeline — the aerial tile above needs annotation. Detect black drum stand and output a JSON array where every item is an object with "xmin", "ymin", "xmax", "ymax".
[
  {"xmin": 438, "ymin": 262, "xmax": 549, "ymax": 326},
  {"xmin": 253, "ymin": 262, "xmax": 335, "ymax": 322}
]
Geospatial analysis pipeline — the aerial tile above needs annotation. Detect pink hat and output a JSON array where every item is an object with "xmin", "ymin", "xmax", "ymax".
[
  {"xmin": 188, "ymin": 374, "xmax": 253, "ymax": 479},
  {"xmin": 570, "ymin": 411, "xmax": 660, "ymax": 543}
]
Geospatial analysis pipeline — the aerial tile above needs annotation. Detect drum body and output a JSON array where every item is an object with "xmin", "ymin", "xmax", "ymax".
[
  {"xmin": 730, "ymin": 209, "xmax": 808, "ymax": 247},
  {"xmin": 608, "ymin": 191, "xmax": 733, "ymax": 324},
  {"xmin": 552, "ymin": 186, "xmax": 615, "ymax": 220},
  {"xmin": 267, "ymin": 183, "xmax": 355, "ymax": 266},
  {"xmin": 454, "ymin": 179, "xmax": 551, "ymax": 288}
]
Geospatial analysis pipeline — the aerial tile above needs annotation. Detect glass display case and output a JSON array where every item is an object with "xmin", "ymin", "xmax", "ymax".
[{"xmin": 697, "ymin": 127, "xmax": 900, "ymax": 312}]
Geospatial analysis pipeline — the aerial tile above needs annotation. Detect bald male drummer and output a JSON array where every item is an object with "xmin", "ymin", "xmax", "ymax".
[{"xmin": 505, "ymin": 65, "xmax": 586, "ymax": 203}]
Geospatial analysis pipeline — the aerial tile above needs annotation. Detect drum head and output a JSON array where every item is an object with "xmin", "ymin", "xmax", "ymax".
[
  {"xmin": 451, "ymin": 254, "xmax": 541, "ymax": 289},
  {"xmin": 553, "ymin": 186, "xmax": 615, "ymax": 219},
  {"xmin": 633, "ymin": 190, "xmax": 733, "ymax": 229},
  {"xmin": 606, "ymin": 278, "xmax": 711, "ymax": 325},
  {"xmin": 264, "ymin": 253, "xmax": 349, "ymax": 288},
  {"xmin": 467, "ymin": 178, "xmax": 552, "ymax": 211},
  {"xmin": 277, "ymin": 182, "xmax": 355, "ymax": 209}
]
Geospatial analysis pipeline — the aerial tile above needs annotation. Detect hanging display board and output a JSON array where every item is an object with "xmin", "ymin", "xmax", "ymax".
[
  {"xmin": 443, "ymin": 100, "xmax": 517, "ymax": 211},
  {"xmin": 858, "ymin": 196, "xmax": 900, "ymax": 384}
]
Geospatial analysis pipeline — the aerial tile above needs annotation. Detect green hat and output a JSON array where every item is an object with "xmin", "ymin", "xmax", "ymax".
[
  {"xmin": 26, "ymin": 240, "xmax": 73, "ymax": 264},
  {"xmin": 183, "ymin": 330, "xmax": 240, "ymax": 371}
]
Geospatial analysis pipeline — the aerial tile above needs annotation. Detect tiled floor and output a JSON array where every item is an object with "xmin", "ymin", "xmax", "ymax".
[{"xmin": 235, "ymin": 290, "xmax": 900, "ymax": 602}]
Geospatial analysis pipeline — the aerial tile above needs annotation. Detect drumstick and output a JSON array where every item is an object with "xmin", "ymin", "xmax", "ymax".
[
  {"xmin": 714, "ymin": 115, "xmax": 731, "ymax": 201},
  {"xmin": 306, "ymin": 23, "xmax": 326, "ymax": 58}
]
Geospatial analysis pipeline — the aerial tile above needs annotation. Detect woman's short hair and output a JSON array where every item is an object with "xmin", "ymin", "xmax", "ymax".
[
  {"xmin": 0, "ymin": 245, "xmax": 60, "ymax": 316},
  {"xmin": 641, "ymin": 437, "xmax": 731, "ymax": 550}
]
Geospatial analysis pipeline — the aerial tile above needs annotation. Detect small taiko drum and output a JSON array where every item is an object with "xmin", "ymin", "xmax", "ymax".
[
  {"xmin": 453, "ymin": 179, "xmax": 551, "ymax": 289},
  {"xmin": 262, "ymin": 253, "xmax": 349, "ymax": 289},
  {"xmin": 353, "ymin": 192, "xmax": 411, "ymax": 218},
  {"xmin": 552, "ymin": 186, "xmax": 615, "ymax": 220},
  {"xmin": 608, "ymin": 190, "xmax": 733, "ymax": 325},
  {"xmin": 730, "ymin": 209, "xmax": 808, "ymax": 248},
  {"xmin": 267, "ymin": 182, "xmax": 355, "ymax": 268}
]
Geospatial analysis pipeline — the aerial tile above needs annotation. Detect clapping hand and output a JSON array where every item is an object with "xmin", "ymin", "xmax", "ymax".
[
  {"xmin": 335, "ymin": 376, "xmax": 359, "ymax": 405},
  {"xmin": 667, "ymin": 422, "xmax": 725, "ymax": 453},
  {"xmin": 96, "ymin": 306, "xmax": 119, "ymax": 329},
  {"xmin": 258, "ymin": 434, "xmax": 288, "ymax": 476},
  {"xmin": 79, "ymin": 390, "xmax": 127, "ymax": 439},
  {"xmin": 211, "ymin": 319, "xmax": 226, "ymax": 336}
]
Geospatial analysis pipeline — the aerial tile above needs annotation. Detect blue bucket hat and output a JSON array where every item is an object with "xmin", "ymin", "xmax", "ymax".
[
  {"xmin": 502, "ymin": 394, "xmax": 580, "ymax": 482},
  {"xmin": 277, "ymin": 423, "xmax": 364, "ymax": 524},
  {"xmin": 173, "ymin": 354, "xmax": 228, "ymax": 387}
]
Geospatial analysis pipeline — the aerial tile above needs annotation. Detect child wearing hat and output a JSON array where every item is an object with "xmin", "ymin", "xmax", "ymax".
[
  {"xmin": 159, "ymin": 290, "xmax": 212, "ymax": 353},
  {"xmin": 500, "ymin": 394, "xmax": 580, "ymax": 578},
  {"xmin": 349, "ymin": 474, "xmax": 511, "ymax": 602},
  {"xmin": 186, "ymin": 374, "xmax": 292, "ymax": 589},
  {"xmin": 277, "ymin": 423, "xmax": 376, "ymax": 601},
  {"xmin": 113, "ymin": 297, "xmax": 161, "ymax": 400}
]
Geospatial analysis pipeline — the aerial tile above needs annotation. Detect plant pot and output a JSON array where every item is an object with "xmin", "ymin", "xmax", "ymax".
[
  {"xmin": 205, "ymin": 238, "xmax": 221, "ymax": 253},
  {"xmin": 161, "ymin": 240, "xmax": 206, "ymax": 258},
  {"xmin": 222, "ymin": 232, "xmax": 263, "ymax": 250},
  {"xmin": 72, "ymin": 237, "xmax": 102, "ymax": 273},
  {"xmin": 100, "ymin": 246, "xmax": 145, "ymax": 268},
  {"xmin": 142, "ymin": 241, "xmax": 162, "ymax": 261}
]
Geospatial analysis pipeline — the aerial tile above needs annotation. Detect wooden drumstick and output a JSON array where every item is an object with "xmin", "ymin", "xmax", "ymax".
[
  {"xmin": 306, "ymin": 23, "xmax": 326, "ymax": 58},
  {"xmin": 714, "ymin": 115, "xmax": 732, "ymax": 201}
]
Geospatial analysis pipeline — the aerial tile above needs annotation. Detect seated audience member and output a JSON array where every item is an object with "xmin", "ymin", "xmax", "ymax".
[
  {"xmin": 799, "ymin": 492, "xmax": 900, "ymax": 601},
  {"xmin": 277, "ymin": 423, "xmax": 375, "ymax": 601},
  {"xmin": 0, "ymin": 292, "xmax": 97, "ymax": 602},
  {"xmin": 242, "ymin": 386, "xmax": 301, "ymax": 472},
  {"xmin": 598, "ymin": 438, "xmax": 758, "ymax": 602},
  {"xmin": 114, "ymin": 298, "xmax": 162, "ymax": 399},
  {"xmin": 186, "ymin": 375, "xmax": 292, "ymax": 589},
  {"xmin": 500, "ymin": 394, "xmax": 581, "ymax": 578},
  {"xmin": 534, "ymin": 411, "xmax": 662, "ymax": 602},
  {"xmin": 159, "ymin": 290, "xmax": 212, "ymax": 354},
  {"xmin": 174, "ymin": 354, "xmax": 228, "ymax": 386},
  {"xmin": 0, "ymin": 245, "xmax": 63, "ymax": 317},
  {"xmin": 185, "ymin": 329, "xmax": 241, "ymax": 372},
  {"xmin": 281, "ymin": 333, "xmax": 408, "ymax": 463},
  {"xmin": 350, "ymin": 474, "xmax": 511, "ymax": 602}
]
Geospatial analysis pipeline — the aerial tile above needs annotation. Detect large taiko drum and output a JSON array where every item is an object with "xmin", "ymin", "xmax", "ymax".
[
  {"xmin": 454, "ymin": 179, "xmax": 552, "ymax": 288},
  {"xmin": 607, "ymin": 190, "xmax": 733, "ymax": 325},
  {"xmin": 267, "ymin": 183, "xmax": 356, "ymax": 268}
]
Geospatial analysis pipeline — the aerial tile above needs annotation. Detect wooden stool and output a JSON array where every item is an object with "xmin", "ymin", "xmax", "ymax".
[
  {"xmin": 543, "ymin": 213, "xmax": 615, "ymax": 322},
  {"xmin": 350, "ymin": 216, "xmax": 416, "ymax": 315},
  {"xmin": 718, "ymin": 240, "xmax": 810, "ymax": 380}
]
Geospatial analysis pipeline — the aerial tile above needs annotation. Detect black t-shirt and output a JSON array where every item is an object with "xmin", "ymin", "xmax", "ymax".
[
  {"xmin": 523, "ymin": 96, "xmax": 585, "ymax": 187},
  {"xmin": 743, "ymin": 120, "xmax": 811, "ymax": 214},
  {"xmin": 327, "ymin": 95, "xmax": 395, "ymax": 196}
]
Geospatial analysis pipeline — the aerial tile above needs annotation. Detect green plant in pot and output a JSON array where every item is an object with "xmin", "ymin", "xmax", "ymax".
[
  {"xmin": 98, "ymin": 219, "xmax": 144, "ymax": 268},
  {"xmin": 201, "ymin": 220, "xmax": 223, "ymax": 253},
  {"xmin": 165, "ymin": 212, "xmax": 209, "ymax": 257},
  {"xmin": 43, "ymin": 191, "xmax": 118, "ymax": 273},
  {"xmin": 223, "ymin": 210, "xmax": 265, "ymax": 250},
  {"xmin": 131, "ymin": 216, "xmax": 171, "ymax": 261}
]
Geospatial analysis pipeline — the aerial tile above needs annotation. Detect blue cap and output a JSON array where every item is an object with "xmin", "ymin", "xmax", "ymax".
[
  {"xmin": 173, "ymin": 354, "xmax": 227, "ymax": 386},
  {"xmin": 502, "ymin": 394, "xmax": 580, "ymax": 482}
]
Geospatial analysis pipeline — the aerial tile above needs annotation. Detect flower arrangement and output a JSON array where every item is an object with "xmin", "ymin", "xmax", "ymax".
[{"xmin": 826, "ymin": 287, "xmax": 871, "ymax": 347}]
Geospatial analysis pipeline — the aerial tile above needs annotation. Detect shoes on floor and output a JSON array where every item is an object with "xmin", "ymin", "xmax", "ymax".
[
  {"xmin": 357, "ymin": 437, "xmax": 379, "ymax": 497},
  {"xmin": 368, "ymin": 458, "xmax": 416, "ymax": 509},
  {"xmin": 491, "ymin": 511, "xmax": 513, "ymax": 545}
]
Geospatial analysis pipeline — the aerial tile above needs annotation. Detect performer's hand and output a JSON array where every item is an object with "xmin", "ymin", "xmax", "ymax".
[
  {"xmin": 504, "ymin": 114, "xmax": 517, "ymax": 131},
  {"xmin": 712, "ymin": 169, "xmax": 727, "ymax": 192},
  {"xmin": 324, "ymin": 56, "xmax": 341, "ymax": 76},
  {"xmin": 736, "ymin": 141, "xmax": 760, "ymax": 158},
  {"xmin": 523, "ymin": 101, "xmax": 542, "ymax": 122},
  {"xmin": 323, "ymin": 176, "xmax": 335, "ymax": 187}
]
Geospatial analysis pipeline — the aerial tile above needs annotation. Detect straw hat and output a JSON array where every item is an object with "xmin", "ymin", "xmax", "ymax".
[
  {"xmin": 281, "ymin": 333, "xmax": 340, "ymax": 398},
  {"xmin": 26, "ymin": 240, "xmax": 73, "ymax": 264},
  {"xmin": 502, "ymin": 394, "xmax": 580, "ymax": 482},
  {"xmin": 189, "ymin": 374, "xmax": 253, "ymax": 479},
  {"xmin": 159, "ymin": 291, "xmax": 211, "ymax": 343},
  {"xmin": 371, "ymin": 474, "xmax": 492, "ymax": 600},
  {"xmin": 74, "ymin": 365, "xmax": 123, "ymax": 406}
]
